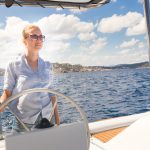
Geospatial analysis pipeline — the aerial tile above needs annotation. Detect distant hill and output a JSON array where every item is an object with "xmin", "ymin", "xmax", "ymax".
[
  {"xmin": 53, "ymin": 61, "xmax": 150, "ymax": 73},
  {"xmin": 0, "ymin": 62, "xmax": 150, "ymax": 75},
  {"xmin": 53, "ymin": 63, "xmax": 103, "ymax": 73},
  {"xmin": 102, "ymin": 61, "xmax": 150, "ymax": 70}
]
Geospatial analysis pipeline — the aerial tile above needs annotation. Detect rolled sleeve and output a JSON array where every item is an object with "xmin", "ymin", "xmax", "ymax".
[{"xmin": 3, "ymin": 62, "xmax": 16, "ymax": 92}]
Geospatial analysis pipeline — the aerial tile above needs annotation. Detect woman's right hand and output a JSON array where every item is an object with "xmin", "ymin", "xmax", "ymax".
[
  {"xmin": 0, "ymin": 90, "xmax": 12, "ymax": 112},
  {"xmin": 0, "ymin": 104, "xmax": 5, "ymax": 112}
]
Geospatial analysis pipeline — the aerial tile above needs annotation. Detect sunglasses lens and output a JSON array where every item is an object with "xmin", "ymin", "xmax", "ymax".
[
  {"xmin": 39, "ymin": 35, "xmax": 45, "ymax": 41},
  {"xmin": 30, "ymin": 35, "xmax": 38, "ymax": 40},
  {"xmin": 29, "ymin": 35, "xmax": 45, "ymax": 41}
]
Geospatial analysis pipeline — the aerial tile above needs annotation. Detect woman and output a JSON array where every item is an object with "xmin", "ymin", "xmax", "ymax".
[{"xmin": 0, "ymin": 24, "xmax": 60, "ymax": 131}]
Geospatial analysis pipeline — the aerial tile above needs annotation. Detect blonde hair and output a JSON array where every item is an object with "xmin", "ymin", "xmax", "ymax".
[{"xmin": 22, "ymin": 24, "xmax": 41, "ymax": 39}]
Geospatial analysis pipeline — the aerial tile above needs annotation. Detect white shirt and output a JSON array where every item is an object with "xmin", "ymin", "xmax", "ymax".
[{"xmin": 3, "ymin": 55, "xmax": 54, "ymax": 124}]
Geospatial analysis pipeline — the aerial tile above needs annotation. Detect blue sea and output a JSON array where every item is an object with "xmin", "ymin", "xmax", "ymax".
[{"xmin": 0, "ymin": 68, "xmax": 150, "ymax": 132}]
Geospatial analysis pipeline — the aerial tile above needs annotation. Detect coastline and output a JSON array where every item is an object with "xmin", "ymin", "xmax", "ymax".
[
  {"xmin": 53, "ymin": 62, "xmax": 150, "ymax": 74},
  {"xmin": 0, "ymin": 61, "xmax": 150, "ymax": 76}
]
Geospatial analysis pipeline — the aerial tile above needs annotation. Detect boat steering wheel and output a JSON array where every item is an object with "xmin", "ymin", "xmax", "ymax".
[{"xmin": 0, "ymin": 88, "xmax": 90, "ymax": 148}]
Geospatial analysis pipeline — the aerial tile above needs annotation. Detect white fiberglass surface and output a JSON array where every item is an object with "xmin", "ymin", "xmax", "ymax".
[
  {"xmin": 51, "ymin": 0, "xmax": 91, "ymax": 2},
  {"xmin": 0, "ymin": 140, "xmax": 5, "ymax": 150},
  {"xmin": 0, "ymin": 0, "xmax": 91, "ymax": 2},
  {"xmin": 43, "ymin": 0, "xmax": 107, "ymax": 3}
]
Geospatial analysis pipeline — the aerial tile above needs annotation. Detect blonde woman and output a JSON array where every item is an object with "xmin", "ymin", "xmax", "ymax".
[{"xmin": 0, "ymin": 24, "xmax": 60, "ymax": 131}]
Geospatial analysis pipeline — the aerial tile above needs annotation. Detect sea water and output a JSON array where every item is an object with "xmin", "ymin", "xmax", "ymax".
[{"xmin": 0, "ymin": 68, "xmax": 150, "ymax": 132}]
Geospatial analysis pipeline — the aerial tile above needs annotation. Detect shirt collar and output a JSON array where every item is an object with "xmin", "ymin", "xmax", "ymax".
[{"xmin": 22, "ymin": 54, "xmax": 40, "ymax": 73}]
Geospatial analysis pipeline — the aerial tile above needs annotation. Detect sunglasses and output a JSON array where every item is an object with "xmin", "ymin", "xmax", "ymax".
[{"xmin": 27, "ymin": 34, "xmax": 45, "ymax": 42}]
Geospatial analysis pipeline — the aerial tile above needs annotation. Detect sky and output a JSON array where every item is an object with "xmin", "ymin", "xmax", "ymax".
[{"xmin": 0, "ymin": 0, "xmax": 149, "ymax": 68}]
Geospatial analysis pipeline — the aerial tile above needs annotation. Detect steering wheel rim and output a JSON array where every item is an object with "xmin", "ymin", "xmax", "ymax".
[
  {"xmin": 48, "ymin": 96, "xmax": 58, "ymax": 123},
  {"xmin": 0, "ymin": 88, "xmax": 90, "ymax": 148}
]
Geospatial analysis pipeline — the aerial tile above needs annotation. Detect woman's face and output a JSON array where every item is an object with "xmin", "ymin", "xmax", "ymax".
[{"xmin": 24, "ymin": 27, "xmax": 44, "ymax": 52}]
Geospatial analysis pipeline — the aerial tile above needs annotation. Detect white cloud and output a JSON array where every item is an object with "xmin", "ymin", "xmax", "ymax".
[
  {"xmin": 78, "ymin": 32, "xmax": 97, "ymax": 41},
  {"xmin": 41, "ymin": 41, "xmax": 70, "ymax": 62},
  {"xmin": 0, "ymin": 17, "xmax": 28, "ymax": 68},
  {"xmin": 0, "ymin": 14, "xmax": 95, "ymax": 68},
  {"xmin": 126, "ymin": 18, "xmax": 146, "ymax": 36},
  {"xmin": 5, "ymin": 17, "xmax": 29, "ymax": 37},
  {"xmin": 69, "ymin": 8, "xmax": 87, "ymax": 14},
  {"xmin": 102, "ymin": 50, "xmax": 148, "ymax": 66},
  {"xmin": 111, "ymin": 0, "xmax": 117, "ymax": 2},
  {"xmin": 98, "ymin": 12, "xmax": 143, "ymax": 34},
  {"xmin": 118, "ymin": 49, "xmax": 131, "ymax": 54},
  {"xmin": 64, "ymin": 48, "xmax": 148, "ymax": 66},
  {"xmin": 37, "ymin": 14, "xmax": 78, "ymax": 40},
  {"xmin": 43, "ymin": 41, "xmax": 70, "ymax": 54},
  {"xmin": 56, "ymin": 7, "xmax": 63, "ymax": 11},
  {"xmin": 119, "ymin": 38, "xmax": 139, "ymax": 49},
  {"xmin": 77, "ymin": 37, "xmax": 107, "ymax": 55},
  {"xmin": 37, "ymin": 14, "xmax": 94, "ymax": 41},
  {"xmin": 76, "ymin": 21, "xmax": 94, "ymax": 33},
  {"xmin": 138, "ymin": 42, "xmax": 145, "ymax": 48},
  {"xmin": 88, "ymin": 38, "xmax": 107, "ymax": 54},
  {"xmin": 0, "ymin": 14, "xmax": 147, "ymax": 68},
  {"xmin": 65, "ymin": 53, "xmax": 92, "ymax": 65}
]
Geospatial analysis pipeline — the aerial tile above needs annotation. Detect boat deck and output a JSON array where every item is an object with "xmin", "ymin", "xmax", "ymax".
[{"xmin": 93, "ymin": 126, "xmax": 127, "ymax": 142}]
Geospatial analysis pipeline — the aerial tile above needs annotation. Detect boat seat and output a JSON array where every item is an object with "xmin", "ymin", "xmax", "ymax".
[
  {"xmin": 4, "ymin": 121, "xmax": 88, "ymax": 150},
  {"xmin": 105, "ymin": 113, "xmax": 150, "ymax": 150}
]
